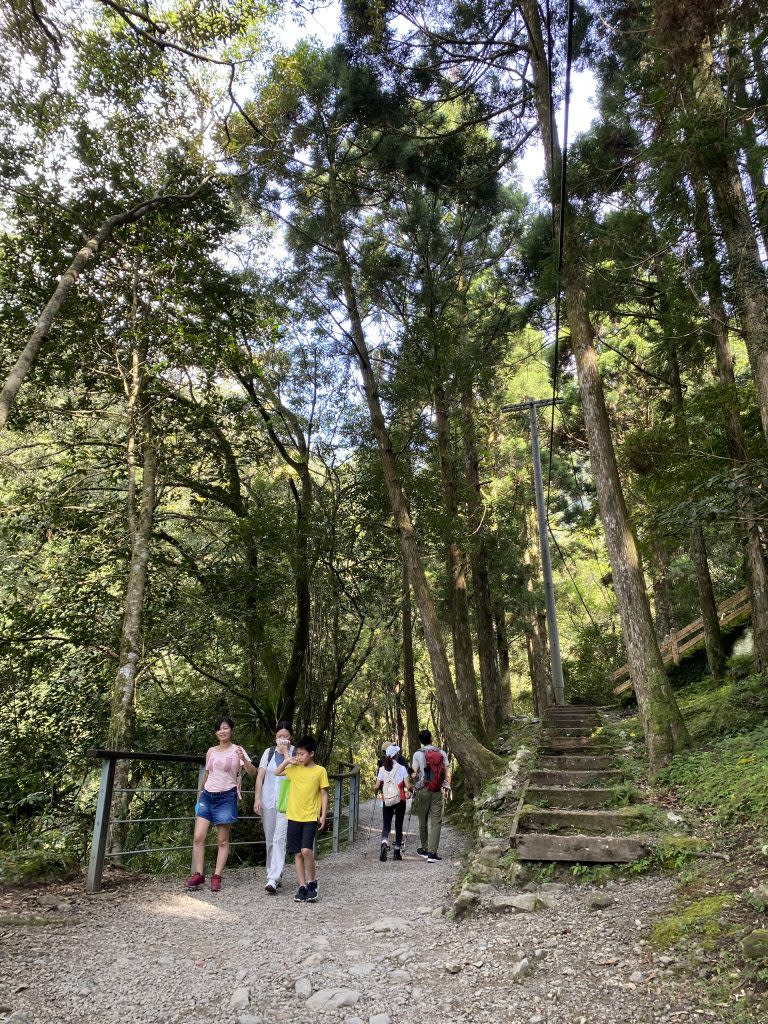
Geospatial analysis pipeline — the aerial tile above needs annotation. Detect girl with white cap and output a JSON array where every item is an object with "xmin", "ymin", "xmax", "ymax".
[{"xmin": 374, "ymin": 743, "xmax": 411, "ymax": 861}]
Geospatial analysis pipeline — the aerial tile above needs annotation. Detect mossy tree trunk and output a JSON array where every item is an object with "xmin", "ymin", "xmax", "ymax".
[{"xmin": 523, "ymin": 0, "xmax": 689, "ymax": 768}]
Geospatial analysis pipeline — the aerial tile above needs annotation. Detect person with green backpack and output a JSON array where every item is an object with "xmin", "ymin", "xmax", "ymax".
[{"xmin": 254, "ymin": 722, "xmax": 295, "ymax": 895}]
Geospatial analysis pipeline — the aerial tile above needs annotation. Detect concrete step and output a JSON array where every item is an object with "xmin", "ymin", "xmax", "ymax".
[
  {"xmin": 520, "ymin": 807, "xmax": 644, "ymax": 834},
  {"xmin": 527, "ymin": 786, "xmax": 618, "ymax": 808},
  {"xmin": 516, "ymin": 833, "xmax": 650, "ymax": 863},
  {"xmin": 539, "ymin": 755, "xmax": 618, "ymax": 770},
  {"xmin": 530, "ymin": 769, "xmax": 624, "ymax": 787}
]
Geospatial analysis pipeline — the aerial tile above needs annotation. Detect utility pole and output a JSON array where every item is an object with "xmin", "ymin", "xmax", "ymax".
[{"xmin": 503, "ymin": 397, "xmax": 565, "ymax": 706}]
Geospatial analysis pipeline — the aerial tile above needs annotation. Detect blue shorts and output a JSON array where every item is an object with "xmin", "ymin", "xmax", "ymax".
[{"xmin": 196, "ymin": 787, "xmax": 238, "ymax": 825}]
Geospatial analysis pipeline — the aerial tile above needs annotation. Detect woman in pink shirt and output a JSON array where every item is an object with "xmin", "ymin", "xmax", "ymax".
[{"xmin": 185, "ymin": 717, "xmax": 257, "ymax": 892}]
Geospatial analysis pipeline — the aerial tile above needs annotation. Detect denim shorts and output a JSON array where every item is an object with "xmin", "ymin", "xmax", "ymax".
[{"xmin": 196, "ymin": 787, "xmax": 238, "ymax": 825}]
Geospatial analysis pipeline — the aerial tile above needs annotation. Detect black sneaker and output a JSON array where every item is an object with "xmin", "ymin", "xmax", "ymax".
[
  {"xmin": 294, "ymin": 885, "xmax": 307, "ymax": 902},
  {"xmin": 379, "ymin": 842, "xmax": 388, "ymax": 862},
  {"xmin": 265, "ymin": 881, "xmax": 277, "ymax": 895},
  {"xmin": 416, "ymin": 848, "xmax": 429, "ymax": 859},
  {"xmin": 393, "ymin": 848, "xmax": 403, "ymax": 861},
  {"xmin": 306, "ymin": 880, "xmax": 318, "ymax": 902},
  {"xmin": 427, "ymin": 852, "xmax": 442, "ymax": 863}
]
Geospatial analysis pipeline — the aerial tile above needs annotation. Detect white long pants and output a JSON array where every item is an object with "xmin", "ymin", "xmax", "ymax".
[{"xmin": 262, "ymin": 805, "xmax": 288, "ymax": 886}]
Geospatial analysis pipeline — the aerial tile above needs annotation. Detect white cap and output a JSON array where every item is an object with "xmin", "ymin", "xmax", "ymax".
[{"xmin": 385, "ymin": 743, "xmax": 400, "ymax": 758}]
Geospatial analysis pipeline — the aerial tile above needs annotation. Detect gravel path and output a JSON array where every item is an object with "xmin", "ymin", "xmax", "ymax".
[{"xmin": 1, "ymin": 804, "xmax": 729, "ymax": 1024}]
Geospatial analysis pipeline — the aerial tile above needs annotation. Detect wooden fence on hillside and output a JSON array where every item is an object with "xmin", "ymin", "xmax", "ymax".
[{"xmin": 612, "ymin": 587, "xmax": 752, "ymax": 696}]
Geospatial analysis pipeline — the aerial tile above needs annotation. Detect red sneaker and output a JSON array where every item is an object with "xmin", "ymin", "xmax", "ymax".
[
  {"xmin": 210, "ymin": 874, "xmax": 222, "ymax": 892},
  {"xmin": 185, "ymin": 872, "xmax": 205, "ymax": 890}
]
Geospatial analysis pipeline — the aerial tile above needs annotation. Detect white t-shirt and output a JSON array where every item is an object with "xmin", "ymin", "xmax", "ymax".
[
  {"xmin": 258, "ymin": 745, "xmax": 295, "ymax": 810},
  {"xmin": 377, "ymin": 763, "xmax": 408, "ymax": 788}
]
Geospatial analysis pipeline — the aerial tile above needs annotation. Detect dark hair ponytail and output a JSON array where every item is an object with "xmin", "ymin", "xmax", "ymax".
[{"xmin": 383, "ymin": 755, "xmax": 394, "ymax": 771}]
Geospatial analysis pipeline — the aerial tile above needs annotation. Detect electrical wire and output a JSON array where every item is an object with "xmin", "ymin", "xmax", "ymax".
[
  {"xmin": 545, "ymin": 0, "xmax": 577, "ymax": 515},
  {"xmin": 548, "ymin": 524, "xmax": 599, "ymax": 629}
]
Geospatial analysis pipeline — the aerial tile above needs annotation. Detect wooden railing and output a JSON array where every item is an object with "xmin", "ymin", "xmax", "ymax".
[{"xmin": 612, "ymin": 587, "xmax": 752, "ymax": 695}]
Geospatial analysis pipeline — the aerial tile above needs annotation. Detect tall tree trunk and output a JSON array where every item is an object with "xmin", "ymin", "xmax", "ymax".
[
  {"xmin": 522, "ymin": 502, "xmax": 555, "ymax": 715},
  {"xmin": 108, "ymin": 272, "xmax": 157, "ymax": 855},
  {"xmin": 279, "ymin": 472, "xmax": 312, "ymax": 725},
  {"xmin": 650, "ymin": 543, "xmax": 676, "ymax": 643},
  {"xmin": 690, "ymin": 173, "xmax": 768, "ymax": 673},
  {"xmin": 687, "ymin": 44, "xmax": 768, "ymax": 441},
  {"xmin": 654, "ymin": 254, "xmax": 726, "ymax": 681},
  {"xmin": 523, "ymin": 1, "xmax": 689, "ymax": 768},
  {"xmin": 492, "ymin": 590, "xmax": 512, "ymax": 707},
  {"xmin": 460, "ymin": 380, "xmax": 511, "ymax": 733},
  {"xmin": 327, "ymin": 171, "xmax": 502, "ymax": 789},
  {"xmin": 401, "ymin": 564, "xmax": 420, "ymax": 758},
  {"xmin": 237, "ymin": 377, "xmax": 315, "ymax": 726},
  {"xmin": 433, "ymin": 383, "xmax": 486, "ymax": 738},
  {"xmin": 0, "ymin": 184, "xmax": 211, "ymax": 429},
  {"xmin": 730, "ymin": 47, "xmax": 768, "ymax": 253}
]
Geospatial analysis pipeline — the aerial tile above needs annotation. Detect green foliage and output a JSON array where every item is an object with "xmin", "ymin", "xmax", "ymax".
[{"xmin": 660, "ymin": 723, "xmax": 768, "ymax": 825}]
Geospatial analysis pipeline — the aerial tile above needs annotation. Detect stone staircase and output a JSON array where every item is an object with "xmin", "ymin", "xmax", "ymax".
[{"xmin": 515, "ymin": 705, "xmax": 652, "ymax": 864}]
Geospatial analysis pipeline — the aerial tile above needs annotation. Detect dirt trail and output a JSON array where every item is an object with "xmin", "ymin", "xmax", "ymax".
[{"xmin": 1, "ymin": 803, "xmax": 727, "ymax": 1024}]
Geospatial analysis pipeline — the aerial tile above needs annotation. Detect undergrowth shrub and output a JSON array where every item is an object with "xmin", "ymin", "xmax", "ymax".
[{"xmin": 660, "ymin": 723, "xmax": 768, "ymax": 824}]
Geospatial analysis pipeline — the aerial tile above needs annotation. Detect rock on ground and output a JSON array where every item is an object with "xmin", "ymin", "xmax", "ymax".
[{"xmin": 0, "ymin": 801, "xmax": 733, "ymax": 1024}]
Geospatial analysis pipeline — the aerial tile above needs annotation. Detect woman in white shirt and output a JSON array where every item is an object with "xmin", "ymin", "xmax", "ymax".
[
  {"xmin": 375, "ymin": 743, "xmax": 411, "ymax": 862},
  {"xmin": 254, "ymin": 722, "xmax": 294, "ymax": 894}
]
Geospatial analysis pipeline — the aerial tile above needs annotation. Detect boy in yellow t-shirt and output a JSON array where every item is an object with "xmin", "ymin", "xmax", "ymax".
[{"xmin": 274, "ymin": 735, "xmax": 329, "ymax": 903}]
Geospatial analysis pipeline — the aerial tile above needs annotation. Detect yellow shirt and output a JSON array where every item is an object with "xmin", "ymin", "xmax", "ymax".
[{"xmin": 283, "ymin": 762, "xmax": 329, "ymax": 822}]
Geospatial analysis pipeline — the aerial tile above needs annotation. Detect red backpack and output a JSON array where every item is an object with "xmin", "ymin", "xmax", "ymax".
[{"xmin": 423, "ymin": 748, "xmax": 446, "ymax": 792}]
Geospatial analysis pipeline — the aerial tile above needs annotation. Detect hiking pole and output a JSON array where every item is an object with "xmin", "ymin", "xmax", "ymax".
[
  {"xmin": 362, "ymin": 797, "xmax": 378, "ymax": 858},
  {"xmin": 403, "ymin": 797, "xmax": 413, "ymax": 853}
]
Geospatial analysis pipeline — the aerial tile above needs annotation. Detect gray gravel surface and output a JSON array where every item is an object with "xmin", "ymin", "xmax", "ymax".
[{"xmin": 1, "ymin": 804, "xmax": 728, "ymax": 1024}]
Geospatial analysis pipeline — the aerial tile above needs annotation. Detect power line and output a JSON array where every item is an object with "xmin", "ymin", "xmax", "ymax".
[
  {"xmin": 545, "ymin": 0, "xmax": 577, "ymax": 515},
  {"xmin": 548, "ymin": 524, "xmax": 600, "ymax": 630}
]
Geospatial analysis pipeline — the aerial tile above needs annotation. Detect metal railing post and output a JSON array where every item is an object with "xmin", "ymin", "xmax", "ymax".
[
  {"xmin": 191, "ymin": 765, "xmax": 205, "ymax": 871},
  {"xmin": 86, "ymin": 757, "xmax": 116, "ymax": 894},
  {"xmin": 352, "ymin": 769, "xmax": 360, "ymax": 840},
  {"xmin": 348, "ymin": 773, "xmax": 355, "ymax": 844},
  {"xmin": 332, "ymin": 777, "xmax": 342, "ymax": 853}
]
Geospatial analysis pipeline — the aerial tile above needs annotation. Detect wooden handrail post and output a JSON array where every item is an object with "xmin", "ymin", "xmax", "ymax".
[
  {"xmin": 86, "ymin": 758, "xmax": 116, "ymax": 894},
  {"xmin": 670, "ymin": 628, "xmax": 680, "ymax": 666}
]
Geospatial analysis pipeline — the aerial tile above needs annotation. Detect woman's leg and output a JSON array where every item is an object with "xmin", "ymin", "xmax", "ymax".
[
  {"xmin": 191, "ymin": 816, "xmax": 209, "ymax": 875},
  {"xmin": 394, "ymin": 801, "xmax": 406, "ymax": 848},
  {"xmin": 381, "ymin": 802, "xmax": 395, "ymax": 843},
  {"xmin": 262, "ymin": 805, "xmax": 277, "ymax": 880},
  {"xmin": 271, "ymin": 812, "xmax": 288, "ymax": 885},
  {"xmin": 214, "ymin": 824, "xmax": 230, "ymax": 876}
]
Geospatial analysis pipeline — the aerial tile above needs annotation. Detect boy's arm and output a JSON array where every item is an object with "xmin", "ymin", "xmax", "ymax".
[
  {"xmin": 318, "ymin": 786, "xmax": 328, "ymax": 831},
  {"xmin": 274, "ymin": 756, "xmax": 295, "ymax": 777}
]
